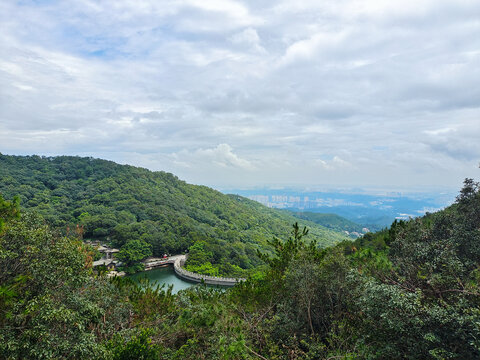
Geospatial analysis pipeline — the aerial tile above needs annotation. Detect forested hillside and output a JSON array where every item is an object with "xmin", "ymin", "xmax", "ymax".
[
  {"xmin": 0, "ymin": 154, "xmax": 346, "ymax": 275},
  {"xmin": 286, "ymin": 211, "xmax": 366, "ymax": 236},
  {"xmin": 1, "ymin": 178, "xmax": 479, "ymax": 359}
]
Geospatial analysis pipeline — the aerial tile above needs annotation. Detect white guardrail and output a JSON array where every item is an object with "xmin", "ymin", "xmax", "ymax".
[{"xmin": 173, "ymin": 256, "xmax": 246, "ymax": 286}]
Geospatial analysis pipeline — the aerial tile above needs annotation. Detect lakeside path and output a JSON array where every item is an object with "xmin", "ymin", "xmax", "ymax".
[{"xmin": 143, "ymin": 255, "xmax": 246, "ymax": 286}]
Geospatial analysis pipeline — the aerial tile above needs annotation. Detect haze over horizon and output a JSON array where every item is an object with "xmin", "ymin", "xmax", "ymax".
[{"xmin": 1, "ymin": 0, "xmax": 479, "ymax": 190}]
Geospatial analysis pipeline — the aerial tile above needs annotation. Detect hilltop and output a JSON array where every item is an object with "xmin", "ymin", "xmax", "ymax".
[
  {"xmin": 0, "ymin": 154, "xmax": 347, "ymax": 276},
  {"xmin": 285, "ymin": 211, "xmax": 368, "ymax": 237}
]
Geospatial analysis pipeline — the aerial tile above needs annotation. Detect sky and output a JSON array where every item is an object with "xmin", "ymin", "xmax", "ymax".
[{"xmin": 0, "ymin": 0, "xmax": 479, "ymax": 190}]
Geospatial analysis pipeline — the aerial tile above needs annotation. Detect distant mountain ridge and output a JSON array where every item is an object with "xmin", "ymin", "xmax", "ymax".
[
  {"xmin": 0, "ymin": 154, "xmax": 347, "ymax": 276},
  {"xmin": 229, "ymin": 188, "xmax": 454, "ymax": 229},
  {"xmin": 284, "ymin": 211, "xmax": 368, "ymax": 238}
]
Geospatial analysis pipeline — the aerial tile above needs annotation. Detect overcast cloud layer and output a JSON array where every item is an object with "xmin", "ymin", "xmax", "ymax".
[{"xmin": 0, "ymin": 0, "xmax": 479, "ymax": 189}]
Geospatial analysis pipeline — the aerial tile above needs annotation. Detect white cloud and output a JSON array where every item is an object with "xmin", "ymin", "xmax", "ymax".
[
  {"xmin": 279, "ymin": 30, "xmax": 349, "ymax": 66},
  {"xmin": 229, "ymin": 28, "xmax": 266, "ymax": 54},
  {"xmin": 186, "ymin": 0, "xmax": 249, "ymax": 19},
  {"xmin": 173, "ymin": 144, "xmax": 255, "ymax": 171},
  {"xmin": 0, "ymin": 0, "xmax": 479, "ymax": 189}
]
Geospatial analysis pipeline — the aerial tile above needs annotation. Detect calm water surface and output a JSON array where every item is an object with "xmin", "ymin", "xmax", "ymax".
[{"xmin": 128, "ymin": 265, "xmax": 228, "ymax": 294}]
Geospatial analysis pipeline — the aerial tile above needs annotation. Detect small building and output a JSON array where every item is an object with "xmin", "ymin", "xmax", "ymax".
[
  {"xmin": 92, "ymin": 245, "xmax": 121, "ymax": 271},
  {"xmin": 96, "ymin": 245, "xmax": 119, "ymax": 259}
]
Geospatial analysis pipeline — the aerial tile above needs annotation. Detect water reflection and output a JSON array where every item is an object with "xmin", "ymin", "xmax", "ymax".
[{"xmin": 128, "ymin": 265, "xmax": 228, "ymax": 294}]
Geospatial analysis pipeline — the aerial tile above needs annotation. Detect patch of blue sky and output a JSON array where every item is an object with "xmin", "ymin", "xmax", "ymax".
[
  {"xmin": 59, "ymin": 29, "xmax": 127, "ymax": 60},
  {"xmin": 80, "ymin": 28, "xmax": 174, "ymax": 60},
  {"xmin": 18, "ymin": 0, "xmax": 58, "ymax": 6},
  {"xmin": 86, "ymin": 49, "xmax": 108, "ymax": 58}
]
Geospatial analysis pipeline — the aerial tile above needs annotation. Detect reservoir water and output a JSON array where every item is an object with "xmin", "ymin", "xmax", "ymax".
[{"xmin": 128, "ymin": 265, "xmax": 229, "ymax": 294}]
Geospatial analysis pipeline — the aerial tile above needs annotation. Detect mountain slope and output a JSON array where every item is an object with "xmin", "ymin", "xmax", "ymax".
[
  {"xmin": 285, "ymin": 211, "xmax": 368, "ymax": 237},
  {"xmin": 0, "ymin": 154, "xmax": 347, "ymax": 275}
]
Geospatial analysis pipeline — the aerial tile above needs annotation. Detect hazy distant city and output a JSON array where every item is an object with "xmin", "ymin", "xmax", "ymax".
[{"xmin": 228, "ymin": 188, "xmax": 457, "ymax": 229}]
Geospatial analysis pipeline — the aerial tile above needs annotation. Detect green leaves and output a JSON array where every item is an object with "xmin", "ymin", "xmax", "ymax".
[
  {"xmin": 108, "ymin": 328, "xmax": 161, "ymax": 360},
  {"xmin": 0, "ymin": 193, "xmax": 20, "ymax": 234},
  {"xmin": 0, "ymin": 154, "xmax": 347, "ymax": 278},
  {"xmin": 117, "ymin": 240, "xmax": 153, "ymax": 270},
  {"xmin": 0, "ymin": 212, "xmax": 131, "ymax": 359},
  {"xmin": 258, "ymin": 222, "xmax": 314, "ymax": 276}
]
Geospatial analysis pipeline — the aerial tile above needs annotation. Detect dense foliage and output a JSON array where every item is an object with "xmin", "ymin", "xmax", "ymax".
[
  {"xmin": 286, "ymin": 211, "xmax": 366, "ymax": 236},
  {"xmin": 0, "ymin": 200, "xmax": 132, "ymax": 359},
  {"xmin": 0, "ymin": 154, "xmax": 346, "ymax": 276},
  {"xmin": 130, "ymin": 178, "xmax": 479, "ymax": 359},
  {"xmin": 117, "ymin": 240, "xmax": 153, "ymax": 273},
  {"xmin": 1, "ymin": 161, "xmax": 479, "ymax": 359}
]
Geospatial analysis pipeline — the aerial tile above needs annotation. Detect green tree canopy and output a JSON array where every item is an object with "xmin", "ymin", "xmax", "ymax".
[
  {"xmin": 0, "ymin": 212, "xmax": 131, "ymax": 359},
  {"xmin": 117, "ymin": 240, "xmax": 152, "ymax": 268}
]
